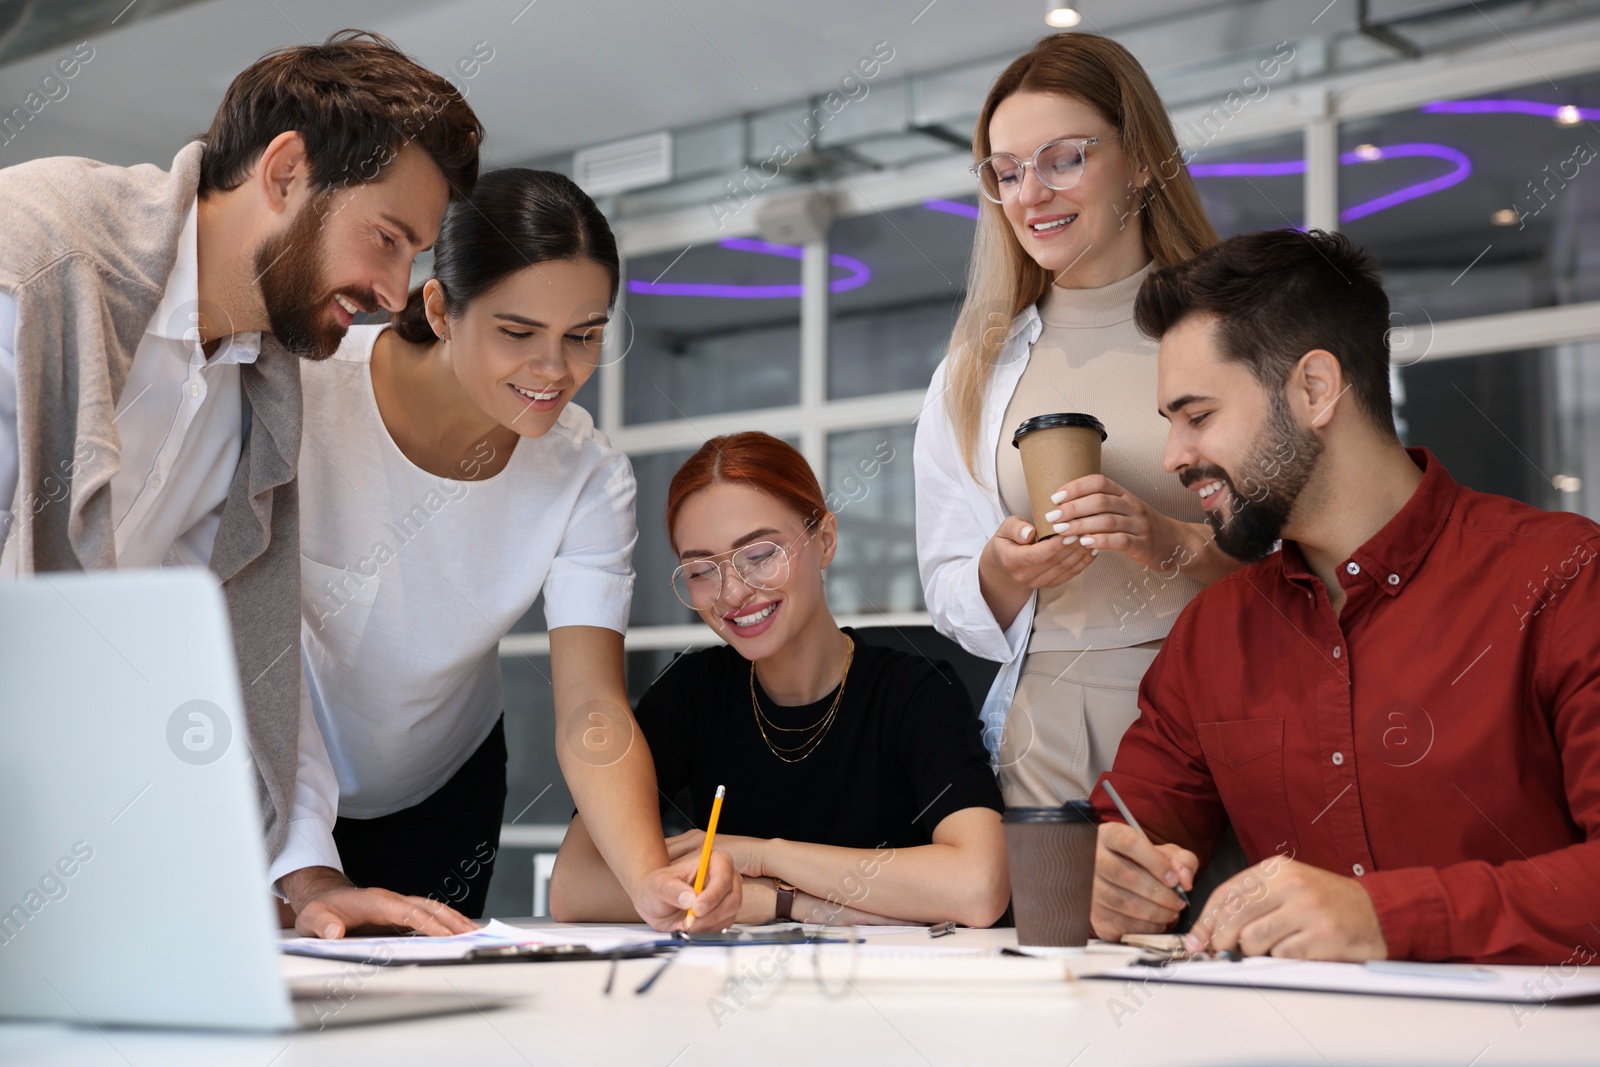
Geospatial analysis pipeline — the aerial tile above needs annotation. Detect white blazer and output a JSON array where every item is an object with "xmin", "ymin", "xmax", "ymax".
[{"xmin": 914, "ymin": 304, "xmax": 1044, "ymax": 749}]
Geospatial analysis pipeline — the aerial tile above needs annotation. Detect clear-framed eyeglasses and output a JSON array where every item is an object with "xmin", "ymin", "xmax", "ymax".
[
  {"xmin": 971, "ymin": 136, "xmax": 1118, "ymax": 204},
  {"xmin": 718, "ymin": 927, "xmax": 863, "ymax": 1006},
  {"xmin": 671, "ymin": 527, "xmax": 812, "ymax": 611}
]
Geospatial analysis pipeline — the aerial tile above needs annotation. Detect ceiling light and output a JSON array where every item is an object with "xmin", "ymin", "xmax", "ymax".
[
  {"xmin": 1490, "ymin": 208, "xmax": 1519, "ymax": 226},
  {"xmin": 1556, "ymin": 105, "xmax": 1582, "ymax": 126},
  {"xmin": 1046, "ymin": 3, "xmax": 1083, "ymax": 28},
  {"xmin": 1553, "ymin": 474, "xmax": 1582, "ymax": 493},
  {"xmin": 1354, "ymin": 143, "xmax": 1382, "ymax": 162}
]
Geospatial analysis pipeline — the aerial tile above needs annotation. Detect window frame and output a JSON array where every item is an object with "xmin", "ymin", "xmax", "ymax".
[{"xmin": 499, "ymin": 19, "xmax": 1600, "ymax": 665}]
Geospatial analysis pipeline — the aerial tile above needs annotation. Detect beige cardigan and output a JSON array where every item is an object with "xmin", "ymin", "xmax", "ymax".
[{"xmin": 0, "ymin": 142, "xmax": 301, "ymax": 861}]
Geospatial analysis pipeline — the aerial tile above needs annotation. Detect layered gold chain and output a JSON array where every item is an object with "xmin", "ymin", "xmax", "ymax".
[{"xmin": 749, "ymin": 636, "xmax": 855, "ymax": 763}]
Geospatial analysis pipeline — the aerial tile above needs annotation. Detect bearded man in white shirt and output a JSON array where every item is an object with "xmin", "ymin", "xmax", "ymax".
[{"xmin": 0, "ymin": 31, "xmax": 483, "ymax": 938}]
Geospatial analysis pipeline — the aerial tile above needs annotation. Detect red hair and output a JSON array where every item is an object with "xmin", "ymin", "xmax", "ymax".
[{"xmin": 666, "ymin": 433, "xmax": 827, "ymax": 550}]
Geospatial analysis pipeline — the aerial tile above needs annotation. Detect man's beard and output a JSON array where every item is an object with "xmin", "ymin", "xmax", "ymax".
[
  {"xmin": 252, "ymin": 197, "xmax": 371, "ymax": 360},
  {"xmin": 1185, "ymin": 393, "xmax": 1323, "ymax": 563}
]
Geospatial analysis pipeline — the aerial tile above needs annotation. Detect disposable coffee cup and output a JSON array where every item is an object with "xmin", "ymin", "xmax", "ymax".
[
  {"xmin": 1003, "ymin": 802, "xmax": 1100, "ymax": 948},
  {"xmin": 1012, "ymin": 413, "xmax": 1107, "ymax": 542}
]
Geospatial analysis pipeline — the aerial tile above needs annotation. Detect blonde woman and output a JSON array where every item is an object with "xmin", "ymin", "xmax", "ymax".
[{"xmin": 915, "ymin": 33, "xmax": 1240, "ymax": 809}]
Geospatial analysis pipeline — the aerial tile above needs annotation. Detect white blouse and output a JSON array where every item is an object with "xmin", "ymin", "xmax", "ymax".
[
  {"xmin": 271, "ymin": 324, "xmax": 636, "ymax": 881},
  {"xmin": 916, "ymin": 306, "xmax": 1043, "ymax": 746}
]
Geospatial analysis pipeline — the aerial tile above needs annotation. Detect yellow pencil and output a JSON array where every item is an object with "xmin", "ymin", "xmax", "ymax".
[{"xmin": 685, "ymin": 784, "xmax": 725, "ymax": 926}]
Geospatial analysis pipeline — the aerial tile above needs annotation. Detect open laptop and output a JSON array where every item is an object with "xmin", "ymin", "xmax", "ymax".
[{"xmin": 0, "ymin": 569, "xmax": 503, "ymax": 1031}]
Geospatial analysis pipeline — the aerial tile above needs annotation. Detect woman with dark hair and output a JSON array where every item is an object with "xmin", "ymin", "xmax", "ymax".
[
  {"xmin": 280, "ymin": 169, "xmax": 740, "ymax": 937},
  {"xmin": 550, "ymin": 433, "xmax": 1008, "ymax": 928},
  {"xmin": 915, "ymin": 33, "xmax": 1246, "ymax": 812}
]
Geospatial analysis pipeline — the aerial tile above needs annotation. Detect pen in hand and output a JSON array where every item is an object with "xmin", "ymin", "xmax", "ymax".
[
  {"xmin": 1100, "ymin": 779, "xmax": 1190, "ymax": 908},
  {"xmin": 685, "ymin": 784, "xmax": 725, "ymax": 929}
]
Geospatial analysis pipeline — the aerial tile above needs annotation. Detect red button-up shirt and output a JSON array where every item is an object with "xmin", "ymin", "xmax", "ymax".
[{"xmin": 1095, "ymin": 449, "xmax": 1600, "ymax": 963}]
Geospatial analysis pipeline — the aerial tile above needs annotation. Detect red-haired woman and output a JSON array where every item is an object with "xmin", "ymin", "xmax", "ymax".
[{"xmin": 550, "ymin": 433, "xmax": 1008, "ymax": 927}]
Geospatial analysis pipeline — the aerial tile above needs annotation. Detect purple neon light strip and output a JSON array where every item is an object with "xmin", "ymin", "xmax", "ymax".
[
  {"xmin": 719, "ymin": 236, "xmax": 806, "ymax": 260},
  {"xmin": 626, "ymin": 237, "xmax": 872, "ymax": 299},
  {"xmin": 1184, "ymin": 142, "xmax": 1472, "ymax": 222},
  {"xmin": 1421, "ymin": 99, "xmax": 1600, "ymax": 121},
  {"xmin": 923, "ymin": 197, "xmax": 982, "ymax": 219},
  {"xmin": 1186, "ymin": 159, "xmax": 1307, "ymax": 178},
  {"xmin": 1333, "ymin": 143, "xmax": 1472, "ymax": 221}
]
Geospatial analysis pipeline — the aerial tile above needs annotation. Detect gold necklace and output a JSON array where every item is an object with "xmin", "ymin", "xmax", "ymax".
[{"xmin": 750, "ymin": 635, "xmax": 855, "ymax": 763}]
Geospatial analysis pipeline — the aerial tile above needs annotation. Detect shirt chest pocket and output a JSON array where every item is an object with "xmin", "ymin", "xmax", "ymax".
[
  {"xmin": 1195, "ymin": 718, "xmax": 1296, "ymax": 862},
  {"xmin": 300, "ymin": 555, "xmax": 382, "ymax": 672}
]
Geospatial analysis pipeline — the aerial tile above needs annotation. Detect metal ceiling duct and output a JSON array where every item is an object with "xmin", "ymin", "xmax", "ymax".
[{"xmin": 0, "ymin": 0, "xmax": 213, "ymax": 69}]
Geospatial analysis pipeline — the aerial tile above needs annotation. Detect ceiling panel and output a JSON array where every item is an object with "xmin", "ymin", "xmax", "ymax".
[{"xmin": 0, "ymin": 0, "xmax": 1234, "ymax": 168}]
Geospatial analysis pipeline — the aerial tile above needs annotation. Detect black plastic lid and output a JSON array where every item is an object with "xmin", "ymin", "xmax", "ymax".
[
  {"xmin": 1011, "ymin": 412, "xmax": 1107, "ymax": 448},
  {"xmin": 1002, "ymin": 802, "xmax": 1100, "ymax": 825}
]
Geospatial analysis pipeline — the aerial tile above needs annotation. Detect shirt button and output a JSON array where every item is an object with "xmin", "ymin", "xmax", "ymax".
[
  {"xmin": 1346, "ymin": 562, "xmax": 1360, "ymax": 575},
  {"xmin": 1387, "ymin": 574, "xmax": 1400, "ymax": 586},
  {"xmin": 1352, "ymin": 863, "xmax": 1365, "ymax": 877},
  {"xmin": 1332, "ymin": 751, "xmax": 1344, "ymax": 765},
  {"xmin": 1333, "ymin": 646, "xmax": 1342, "ymax": 659},
  {"xmin": 187, "ymin": 382, "xmax": 202, "ymax": 399},
  {"xmin": 149, "ymin": 475, "xmax": 162, "ymax": 489}
]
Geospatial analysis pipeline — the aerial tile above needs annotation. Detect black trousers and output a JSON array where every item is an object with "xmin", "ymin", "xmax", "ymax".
[{"xmin": 332, "ymin": 716, "xmax": 508, "ymax": 919}]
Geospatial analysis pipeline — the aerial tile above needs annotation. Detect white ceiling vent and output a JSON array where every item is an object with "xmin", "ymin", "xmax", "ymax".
[{"xmin": 573, "ymin": 131, "xmax": 674, "ymax": 196}]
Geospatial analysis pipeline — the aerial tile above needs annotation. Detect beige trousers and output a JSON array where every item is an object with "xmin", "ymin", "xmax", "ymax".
[{"xmin": 997, "ymin": 642, "xmax": 1162, "ymax": 808}]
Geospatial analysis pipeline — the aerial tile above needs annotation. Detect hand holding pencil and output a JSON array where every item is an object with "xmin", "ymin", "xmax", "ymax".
[
  {"xmin": 686, "ymin": 784, "xmax": 726, "ymax": 927},
  {"xmin": 634, "ymin": 784, "xmax": 741, "ymax": 933}
]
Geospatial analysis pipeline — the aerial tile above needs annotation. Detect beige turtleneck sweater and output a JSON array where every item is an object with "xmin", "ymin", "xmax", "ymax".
[{"xmin": 996, "ymin": 263, "xmax": 1204, "ymax": 651}]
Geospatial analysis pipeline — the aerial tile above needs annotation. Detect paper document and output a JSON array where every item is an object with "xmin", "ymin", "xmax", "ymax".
[
  {"xmin": 281, "ymin": 920, "xmax": 664, "ymax": 964},
  {"xmin": 1092, "ymin": 956, "xmax": 1600, "ymax": 1004}
]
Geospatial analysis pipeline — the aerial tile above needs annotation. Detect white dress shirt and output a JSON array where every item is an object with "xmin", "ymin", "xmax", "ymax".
[
  {"xmin": 0, "ymin": 202, "xmax": 261, "ymax": 572},
  {"xmin": 0, "ymin": 294, "xmax": 15, "ymax": 548},
  {"xmin": 0, "ymin": 200, "xmax": 335, "ymax": 893}
]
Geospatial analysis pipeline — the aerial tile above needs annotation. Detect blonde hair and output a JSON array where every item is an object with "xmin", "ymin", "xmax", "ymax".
[{"xmin": 944, "ymin": 33, "xmax": 1218, "ymax": 481}]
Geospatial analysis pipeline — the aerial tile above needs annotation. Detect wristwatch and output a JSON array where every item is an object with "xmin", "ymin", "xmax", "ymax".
[{"xmin": 773, "ymin": 880, "xmax": 798, "ymax": 922}]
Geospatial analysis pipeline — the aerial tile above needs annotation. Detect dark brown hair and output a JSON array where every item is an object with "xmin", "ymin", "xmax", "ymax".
[
  {"xmin": 391, "ymin": 169, "xmax": 620, "ymax": 343},
  {"xmin": 666, "ymin": 434, "xmax": 827, "ymax": 551},
  {"xmin": 198, "ymin": 29, "xmax": 482, "ymax": 200},
  {"xmin": 1135, "ymin": 229, "xmax": 1397, "ymax": 436}
]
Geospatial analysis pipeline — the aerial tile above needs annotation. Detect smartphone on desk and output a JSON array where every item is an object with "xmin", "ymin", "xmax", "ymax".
[{"xmin": 676, "ymin": 926, "xmax": 858, "ymax": 946}]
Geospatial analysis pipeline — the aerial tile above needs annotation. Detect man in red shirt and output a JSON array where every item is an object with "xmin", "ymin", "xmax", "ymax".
[{"xmin": 1085, "ymin": 228, "xmax": 1600, "ymax": 964}]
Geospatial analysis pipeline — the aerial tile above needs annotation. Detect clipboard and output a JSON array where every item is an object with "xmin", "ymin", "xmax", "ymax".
[
  {"xmin": 445, "ymin": 943, "xmax": 673, "ymax": 965},
  {"xmin": 1089, "ymin": 956, "xmax": 1600, "ymax": 1005},
  {"xmin": 281, "ymin": 919, "xmax": 670, "ymax": 966}
]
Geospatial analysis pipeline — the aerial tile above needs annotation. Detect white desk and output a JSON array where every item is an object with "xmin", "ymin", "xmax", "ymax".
[{"xmin": 2, "ymin": 924, "xmax": 1596, "ymax": 1066}]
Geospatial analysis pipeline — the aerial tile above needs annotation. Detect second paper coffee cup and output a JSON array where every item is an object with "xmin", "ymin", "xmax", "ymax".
[
  {"xmin": 1003, "ymin": 802, "xmax": 1100, "ymax": 948},
  {"xmin": 1012, "ymin": 413, "xmax": 1107, "ymax": 542}
]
